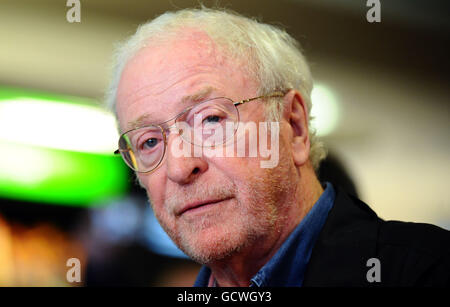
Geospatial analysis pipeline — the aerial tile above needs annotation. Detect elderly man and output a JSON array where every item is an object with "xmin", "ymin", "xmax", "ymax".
[{"xmin": 108, "ymin": 8, "xmax": 449, "ymax": 286}]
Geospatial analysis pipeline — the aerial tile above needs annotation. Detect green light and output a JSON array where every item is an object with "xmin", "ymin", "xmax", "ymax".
[
  {"xmin": 0, "ymin": 86, "xmax": 128, "ymax": 207},
  {"xmin": 0, "ymin": 142, "xmax": 128, "ymax": 207},
  {"xmin": 0, "ymin": 87, "xmax": 118, "ymax": 154}
]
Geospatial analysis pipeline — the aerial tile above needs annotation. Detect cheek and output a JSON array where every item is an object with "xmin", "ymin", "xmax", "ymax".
[
  {"xmin": 138, "ymin": 173, "xmax": 165, "ymax": 207},
  {"xmin": 209, "ymin": 155, "xmax": 259, "ymax": 186}
]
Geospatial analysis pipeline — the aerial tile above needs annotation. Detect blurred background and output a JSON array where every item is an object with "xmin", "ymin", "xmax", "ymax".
[{"xmin": 0, "ymin": 0, "xmax": 449, "ymax": 286}]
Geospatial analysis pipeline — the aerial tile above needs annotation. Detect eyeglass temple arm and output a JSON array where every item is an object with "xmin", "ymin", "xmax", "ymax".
[
  {"xmin": 233, "ymin": 90, "xmax": 288, "ymax": 106},
  {"xmin": 114, "ymin": 148, "xmax": 130, "ymax": 155}
]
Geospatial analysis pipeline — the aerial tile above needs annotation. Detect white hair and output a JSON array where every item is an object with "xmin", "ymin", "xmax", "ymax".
[{"xmin": 105, "ymin": 7, "xmax": 326, "ymax": 170}]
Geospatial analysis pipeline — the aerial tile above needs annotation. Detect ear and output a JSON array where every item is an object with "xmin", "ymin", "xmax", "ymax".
[{"xmin": 282, "ymin": 90, "xmax": 310, "ymax": 167}]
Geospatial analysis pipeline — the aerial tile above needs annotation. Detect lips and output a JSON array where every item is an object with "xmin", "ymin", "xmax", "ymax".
[{"xmin": 177, "ymin": 197, "xmax": 232, "ymax": 216}]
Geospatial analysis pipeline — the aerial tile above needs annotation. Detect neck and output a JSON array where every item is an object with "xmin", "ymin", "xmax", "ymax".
[{"xmin": 207, "ymin": 164, "xmax": 324, "ymax": 287}]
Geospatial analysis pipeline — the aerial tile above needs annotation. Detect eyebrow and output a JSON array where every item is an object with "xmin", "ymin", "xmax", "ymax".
[{"xmin": 126, "ymin": 86, "xmax": 216, "ymax": 131}]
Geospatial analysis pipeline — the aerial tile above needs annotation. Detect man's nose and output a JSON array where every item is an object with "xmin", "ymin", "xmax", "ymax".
[{"xmin": 165, "ymin": 131, "xmax": 208, "ymax": 185}]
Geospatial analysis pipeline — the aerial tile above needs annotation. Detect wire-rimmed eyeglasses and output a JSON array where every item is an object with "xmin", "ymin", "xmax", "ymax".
[{"xmin": 114, "ymin": 90, "xmax": 287, "ymax": 173}]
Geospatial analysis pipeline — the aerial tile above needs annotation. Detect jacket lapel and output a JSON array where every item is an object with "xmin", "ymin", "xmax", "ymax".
[{"xmin": 303, "ymin": 188, "xmax": 381, "ymax": 286}]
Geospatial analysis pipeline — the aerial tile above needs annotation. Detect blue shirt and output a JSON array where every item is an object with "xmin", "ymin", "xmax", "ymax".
[{"xmin": 193, "ymin": 182, "xmax": 336, "ymax": 287}]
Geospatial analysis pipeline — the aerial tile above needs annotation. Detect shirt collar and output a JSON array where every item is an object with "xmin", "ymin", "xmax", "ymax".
[{"xmin": 250, "ymin": 182, "xmax": 335, "ymax": 286}]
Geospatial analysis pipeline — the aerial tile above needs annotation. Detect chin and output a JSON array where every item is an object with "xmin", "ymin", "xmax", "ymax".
[{"xmin": 177, "ymin": 225, "xmax": 248, "ymax": 265}]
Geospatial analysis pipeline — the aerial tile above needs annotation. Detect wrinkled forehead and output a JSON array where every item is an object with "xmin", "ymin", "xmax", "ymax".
[
  {"xmin": 116, "ymin": 30, "xmax": 227, "ymax": 105},
  {"xmin": 115, "ymin": 30, "xmax": 258, "ymax": 132}
]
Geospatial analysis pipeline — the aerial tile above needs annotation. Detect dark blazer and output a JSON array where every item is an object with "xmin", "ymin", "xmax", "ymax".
[{"xmin": 303, "ymin": 187, "xmax": 450, "ymax": 286}]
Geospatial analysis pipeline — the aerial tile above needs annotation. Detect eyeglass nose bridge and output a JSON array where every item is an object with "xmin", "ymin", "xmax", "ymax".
[{"xmin": 163, "ymin": 123, "xmax": 185, "ymax": 139}]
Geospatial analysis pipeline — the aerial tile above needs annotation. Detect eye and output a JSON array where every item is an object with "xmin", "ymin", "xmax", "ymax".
[
  {"xmin": 203, "ymin": 115, "xmax": 221, "ymax": 124},
  {"xmin": 182, "ymin": 100, "xmax": 231, "ymax": 128},
  {"xmin": 143, "ymin": 138, "xmax": 159, "ymax": 149},
  {"xmin": 135, "ymin": 132, "xmax": 163, "ymax": 153}
]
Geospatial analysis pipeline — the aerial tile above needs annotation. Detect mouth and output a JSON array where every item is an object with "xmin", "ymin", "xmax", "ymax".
[{"xmin": 177, "ymin": 197, "xmax": 233, "ymax": 216}]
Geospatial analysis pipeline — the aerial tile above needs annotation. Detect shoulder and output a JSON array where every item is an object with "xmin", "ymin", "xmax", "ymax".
[
  {"xmin": 332, "ymin": 189, "xmax": 450, "ymax": 255},
  {"xmin": 378, "ymin": 219, "xmax": 450, "ymax": 256},
  {"xmin": 304, "ymin": 188, "xmax": 450, "ymax": 286},
  {"xmin": 376, "ymin": 219, "xmax": 450, "ymax": 286}
]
